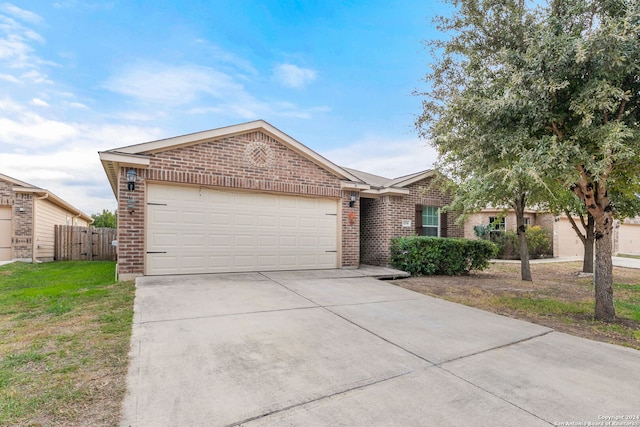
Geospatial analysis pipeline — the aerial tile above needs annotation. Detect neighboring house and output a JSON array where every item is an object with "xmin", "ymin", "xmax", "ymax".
[
  {"xmin": 99, "ymin": 120, "xmax": 463, "ymax": 280},
  {"xmin": 466, "ymin": 208, "xmax": 640, "ymax": 257},
  {"xmin": 0, "ymin": 173, "xmax": 92, "ymax": 262},
  {"xmin": 464, "ymin": 208, "xmax": 555, "ymax": 245},
  {"xmin": 554, "ymin": 215, "xmax": 640, "ymax": 257}
]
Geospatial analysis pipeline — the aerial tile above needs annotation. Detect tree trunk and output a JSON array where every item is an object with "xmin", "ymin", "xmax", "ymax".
[
  {"xmin": 564, "ymin": 210, "xmax": 594, "ymax": 273},
  {"xmin": 583, "ymin": 214, "xmax": 595, "ymax": 274},
  {"xmin": 593, "ymin": 210, "xmax": 615, "ymax": 320},
  {"xmin": 571, "ymin": 170, "xmax": 615, "ymax": 320},
  {"xmin": 514, "ymin": 194, "xmax": 532, "ymax": 281}
]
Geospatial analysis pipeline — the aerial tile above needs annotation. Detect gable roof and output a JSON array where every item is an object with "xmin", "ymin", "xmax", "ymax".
[
  {"xmin": 344, "ymin": 167, "xmax": 438, "ymax": 197},
  {"xmin": 99, "ymin": 120, "xmax": 366, "ymax": 196},
  {"xmin": 0, "ymin": 173, "xmax": 92, "ymax": 222}
]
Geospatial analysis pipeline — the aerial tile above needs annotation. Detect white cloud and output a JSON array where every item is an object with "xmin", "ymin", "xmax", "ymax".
[
  {"xmin": 322, "ymin": 135, "xmax": 438, "ymax": 178},
  {"xmin": 102, "ymin": 62, "xmax": 244, "ymax": 105},
  {"xmin": 0, "ymin": 111, "xmax": 77, "ymax": 147},
  {"xmin": 0, "ymin": 122, "xmax": 163, "ymax": 214},
  {"xmin": 273, "ymin": 63, "xmax": 317, "ymax": 88},
  {"xmin": 31, "ymin": 97, "xmax": 49, "ymax": 107},
  {"xmin": 0, "ymin": 3, "xmax": 43, "ymax": 24}
]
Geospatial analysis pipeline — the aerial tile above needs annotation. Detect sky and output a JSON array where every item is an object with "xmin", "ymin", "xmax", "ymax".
[{"xmin": 0, "ymin": 0, "xmax": 451, "ymax": 215}]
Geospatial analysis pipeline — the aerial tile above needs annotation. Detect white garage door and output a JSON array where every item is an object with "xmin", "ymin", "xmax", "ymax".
[
  {"xmin": 146, "ymin": 184, "xmax": 338, "ymax": 275},
  {"xmin": 618, "ymin": 223, "xmax": 640, "ymax": 255}
]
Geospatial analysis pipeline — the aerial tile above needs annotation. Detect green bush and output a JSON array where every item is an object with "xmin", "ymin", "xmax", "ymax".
[
  {"xmin": 390, "ymin": 236, "xmax": 498, "ymax": 276},
  {"xmin": 526, "ymin": 226, "xmax": 552, "ymax": 258},
  {"xmin": 491, "ymin": 226, "xmax": 552, "ymax": 259},
  {"xmin": 493, "ymin": 232, "xmax": 519, "ymax": 259}
]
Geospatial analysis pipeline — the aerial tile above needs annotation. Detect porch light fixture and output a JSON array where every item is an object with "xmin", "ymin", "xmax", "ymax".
[
  {"xmin": 126, "ymin": 169, "xmax": 137, "ymax": 191},
  {"xmin": 349, "ymin": 192, "xmax": 356, "ymax": 208}
]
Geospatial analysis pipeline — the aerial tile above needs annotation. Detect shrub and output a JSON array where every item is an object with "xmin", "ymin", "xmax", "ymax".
[
  {"xmin": 491, "ymin": 226, "xmax": 553, "ymax": 259},
  {"xmin": 493, "ymin": 231, "xmax": 519, "ymax": 259},
  {"xmin": 390, "ymin": 236, "xmax": 498, "ymax": 276},
  {"xmin": 526, "ymin": 226, "xmax": 552, "ymax": 258}
]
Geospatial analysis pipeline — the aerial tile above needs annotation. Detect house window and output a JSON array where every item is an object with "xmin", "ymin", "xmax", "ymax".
[
  {"xmin": 489, "ymin": 216, "xmax": 506, "ymax": 236},
  {"xmin": 66, "ymin": 216, "xmax": 71, "ymax": 225},
  {"xmin": 422, "ymin": 206, "xmax": 439, "ymax": 237}
]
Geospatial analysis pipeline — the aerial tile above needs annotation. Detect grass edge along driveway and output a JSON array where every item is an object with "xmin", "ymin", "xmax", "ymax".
[{"xmin": 0, "ymin": 261, "xmax": 134, "ymax": 427}]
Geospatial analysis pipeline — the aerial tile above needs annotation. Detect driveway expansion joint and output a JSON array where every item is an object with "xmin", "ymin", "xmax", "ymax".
[
  {"xmin": 226, "ymin": 370, "xmax": 415, "ymax": 427},
  {"xmin": 134, "ymin": 305, "xmax": 320, "ymax": 325},
  {"xmin": 436, "ymin": 329, "xmax": 555, "ymax": 367}
]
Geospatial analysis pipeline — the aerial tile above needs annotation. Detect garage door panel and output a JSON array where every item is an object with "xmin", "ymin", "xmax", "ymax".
[
  {"xmin": 150, "ymin": 209, "xmax": 178, "ymax": 224},
  {"xmin": 279, "ymin": 217, "xmax": 298, "ymax": 227},
  {"xmin": 258, "ymin": 215, "xmax": 277, "ymax": 227},
  {"xmin": 209, "ymin": 255, "xmax": 232, "ymax": 268},
  {"xmin": 210, "ymin": 213, "xmax": 231, "ymax": 226},
  {"xmin": 182, "ymin": 211, "xmax": 206, "ymax": 225},
  {"xmin": 258, "ymin": 236, "xmax": 277, "ymax": 247},
  {"xmin": 257, "ymin": 255, "xmax": 277, "ymax": 267},
  {"xmin": 181, "ymin": 234, "xmax": 206, "ymax": 247},
  {"xmin": 299, "ymin": 236, "xmax": 317, "ymax": 247},
  {"xmin": 235, "ymin": 214, "xmax": 256, "ymax": 226},
  {"xmin": 279, "ymin": 236, "xmax": 297, "ymax": 248},
  {"xmin": 209, "ymin": 234, "xmax": 231, "ymax": 246},
  {"xmin": 146, "ymin": 184, "xmax": 338, "ymax": 275},
  {"xmin": 149, "ymin": 233, "xmax": 178, "ymax": 249},
  {"xmin": 147, "ymin": 255, "xmax": 178, "ymax": 273},
  {"xmin": 318, "ymin": 235, "xmax": 336, "ymax": 247}
]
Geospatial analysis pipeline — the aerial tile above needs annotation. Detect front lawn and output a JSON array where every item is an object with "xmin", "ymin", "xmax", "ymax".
[
  {"xmin": 0, "ymin": 261, "xmax": 134, "ymax": 426},
  {"xmin": 391, "ymin": 262, "xmax": 640, "ymax": 350}
]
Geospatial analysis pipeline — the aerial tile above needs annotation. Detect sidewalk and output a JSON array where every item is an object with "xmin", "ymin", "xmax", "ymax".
[{"xmin": 493, "ymin": 256, "xmax": 640, "ymax": 269}]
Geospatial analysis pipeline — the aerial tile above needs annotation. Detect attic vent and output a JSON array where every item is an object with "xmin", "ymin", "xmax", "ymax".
[{"xmin": 245, "ymin": 141, "xmax": 274, "ymax": 168}]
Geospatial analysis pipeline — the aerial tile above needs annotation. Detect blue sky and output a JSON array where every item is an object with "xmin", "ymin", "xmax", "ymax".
[{"xmin": 0, "ymin": 1, "xmax": 449, "ymax": 214}]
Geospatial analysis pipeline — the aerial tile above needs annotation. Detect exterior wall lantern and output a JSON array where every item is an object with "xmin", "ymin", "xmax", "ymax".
[
  {"xmin": 349, "ymin": 192, "xmax": 356, "ymax": 208},
  {"xmin": 126, "ymin": 169, "xmax": 137, "ymax": 191}
]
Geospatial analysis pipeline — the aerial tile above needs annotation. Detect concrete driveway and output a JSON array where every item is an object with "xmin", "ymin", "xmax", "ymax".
[{"xmin": 121, "ymin": 268, "xmax": 640, "ymax": 427}]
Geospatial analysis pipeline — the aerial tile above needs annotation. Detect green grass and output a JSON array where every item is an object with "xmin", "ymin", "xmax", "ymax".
[
  {"xmin": 0, "ymin": 261, "xmax": 134, "ymax": 426},
  {"xmin": 617, "ymin": 254, "xmax": 640, "ymax": 260},
  {"xmin": 489, "ymin": 295, "xmax": 593, "ymax": 316}
]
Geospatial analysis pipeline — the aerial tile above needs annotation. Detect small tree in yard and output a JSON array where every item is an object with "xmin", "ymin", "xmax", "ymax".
[
  {"xmin": 91, "ymin": 209, "xmax": 117, "ymax": 228},
  {"xmin": 417, "ymin": 0, "xmax": 640, "ymax": 320}
]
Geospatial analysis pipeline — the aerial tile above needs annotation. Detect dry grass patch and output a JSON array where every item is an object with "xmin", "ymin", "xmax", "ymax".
[
  {"xmin": 390, "ymin": 261, "xmax": 640, "ymax": 350},
  {"xmin": 0, "ymin": 261, "xmax": 134, "ymax": 426}
]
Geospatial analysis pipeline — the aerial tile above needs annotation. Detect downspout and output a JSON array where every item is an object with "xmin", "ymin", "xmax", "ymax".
[{"xmin": 32, "ymin": 192, "xmax": 49, "ymax": 263}]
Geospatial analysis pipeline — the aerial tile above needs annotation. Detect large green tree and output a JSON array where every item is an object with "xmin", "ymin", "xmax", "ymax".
[
  {"xmin": 416, "ymin": 0, "xmax": 545, "ymax": 281},
  {"xmin": 418, "ymin": 0, "xmax": 640, "ymax": 320},
  {"xmin": 524, "ymin": 0, "xmax": 640, "ymax": 320}
]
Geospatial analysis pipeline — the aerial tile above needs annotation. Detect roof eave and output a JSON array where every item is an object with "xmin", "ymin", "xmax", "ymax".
[
  {"xmin": 360, "ymin": 187, "xmax": 411, "ymax": 198},
  {"xmin": 100, "ymin": 120, "xmax": 363, "ymax": 184},
  {"xmin": 16, "ymin": 188, "xmax": 92, "ymax": 222},
  {"xmin": 99, "ymin": 151, "xmax": 151, "ymax": 197}
]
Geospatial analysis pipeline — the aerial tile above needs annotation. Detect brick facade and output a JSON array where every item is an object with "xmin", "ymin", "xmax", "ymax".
[
  {"xmin": 116, "ymin": 131, "xmax": 359, "ymax": 278},
  {"xmin": 360, "ymin": 176, "xmax": 464, "ymax": 266},
  {"xmin": 0, "ymin": 179, "xmax": 34, "ymax": 260},
  {"xmin": 12, "ymin": 193, "xmax": 33, "ymax": 259}
]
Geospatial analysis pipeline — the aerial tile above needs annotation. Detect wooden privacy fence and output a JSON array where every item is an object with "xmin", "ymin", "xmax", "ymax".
[{"xmin": 54, "ymin": 225, "xmax": 117, "ymax": 261}]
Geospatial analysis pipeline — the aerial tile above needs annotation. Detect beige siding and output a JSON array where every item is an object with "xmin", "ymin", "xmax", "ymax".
[
  {"xmin": 35, "ymin": 199, "xmax": 88, "ymax": 261},
  {"xmin": 555, "ymin": 218, "xmax": 585, "ymax": 257},
  {"xmin": 618, "ymin": 223, "xmax": 640, "ymax": 255},
  {"xmin": 0, "ymin": 206, "xmax": 11, "ymax": 260}
]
